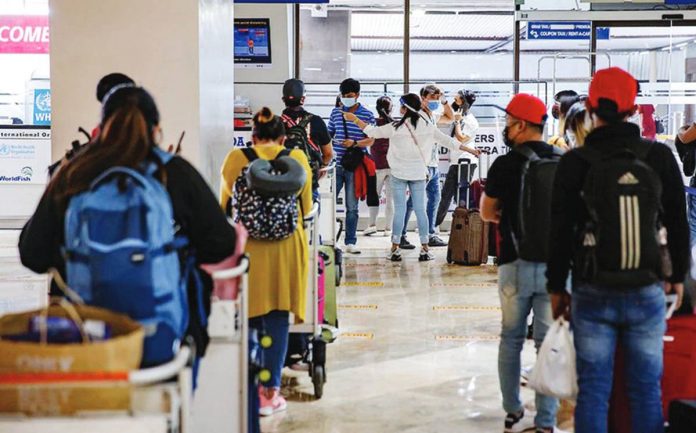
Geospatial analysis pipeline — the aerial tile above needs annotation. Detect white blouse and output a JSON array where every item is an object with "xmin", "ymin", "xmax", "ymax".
[{"xmin": 364, "ymin": 118, "xmax": 463, "ymax": 181}]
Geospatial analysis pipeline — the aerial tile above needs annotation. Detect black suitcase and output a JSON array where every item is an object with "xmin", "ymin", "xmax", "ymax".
[{"xmin": 669, "ymin": 400, "xmax": 696, "ymax": 433}]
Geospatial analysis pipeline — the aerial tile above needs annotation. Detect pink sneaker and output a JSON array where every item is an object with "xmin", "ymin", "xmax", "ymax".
[{"xmin": 258, "ymin": 387, "xmax": 287, "ymax": 417}]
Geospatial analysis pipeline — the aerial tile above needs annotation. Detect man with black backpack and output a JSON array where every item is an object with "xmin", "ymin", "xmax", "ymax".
[
  {"xmin": 281, "ymin": 78, "xmax": 333, "ymax": 194},
  {"xmin": 480, "ymin": 93, "xmax": 564, "ymax": 433},
  {"xmin": 547, "ymin": 67, "xmax": 689, "ymax": 433}
]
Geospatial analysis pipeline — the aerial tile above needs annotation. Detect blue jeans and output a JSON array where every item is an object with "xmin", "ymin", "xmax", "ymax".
[
  {"xmin": 572, "ymin": 283, "xmax": 665, "ymax": 433},
  {"xmin": 336, "ymin": 166, "xmax": 359, "ymax": 246},
  {"xmin": 498, "ymin": 260, "xmax": 558, "ymax": 428},
  {"xmin": 391, "ymin": 177, "xmax": 429, "ymax": 245},
  {"xmin": 249, "ymin": 310, "xmax": 290, "ymax": 389},
  {"xmin": 403, "ymin": 167, "xmax": 440, "ymax": 237}
]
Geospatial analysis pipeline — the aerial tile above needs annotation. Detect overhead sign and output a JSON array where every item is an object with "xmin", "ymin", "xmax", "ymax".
[
  {"xmin": 0, "ymin": 127, "xmax": 51, "ymax": 185},
  {"xmin": 0, "ymin": 15, "xmax": 49, "ymax": 54},
  {"xmin": 527, "ymin": 21, "xmax": 609, "ymax": 41}
]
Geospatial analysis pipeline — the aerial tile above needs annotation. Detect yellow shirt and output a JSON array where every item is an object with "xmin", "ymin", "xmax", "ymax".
[{"xmin": 220, "ymin": 145, "xmax": 313, "ymax": 322}]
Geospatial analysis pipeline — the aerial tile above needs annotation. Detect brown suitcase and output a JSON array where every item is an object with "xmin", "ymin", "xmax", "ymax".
[
  {"xmin": 446, "ymin": 156, "xmax": 489, "ymax": 266},
  {"xmin": 447, "ymin": 207, "xmax": 489, "ymax": 265}
]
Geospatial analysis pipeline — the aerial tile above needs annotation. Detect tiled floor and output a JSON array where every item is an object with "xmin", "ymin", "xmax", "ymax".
[{"xmin": 262, "ymin": 234, "xmax": 560, "ymax": 433}]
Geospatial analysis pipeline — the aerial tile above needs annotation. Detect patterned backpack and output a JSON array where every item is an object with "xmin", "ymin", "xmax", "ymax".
[{"xmin": 233, "ymin": 148, "xmax": 301, "ymax": 240}]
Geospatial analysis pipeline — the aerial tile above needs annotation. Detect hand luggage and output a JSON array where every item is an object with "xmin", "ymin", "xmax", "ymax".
[
  {"xmin": 447, "ymin": 159, "xmax": 489, "ymax": 266},
  {"xmin": 663, "ymin": 314, "xmax": 696, "ymax": 416},
  {"xmin": 669, "ymin": 400, "xmax": 696, "ymax": 432},
  {"xmin": 317, "ymin": 253, "xmax": 326, "ymax": 325},
  {"xmin": 318, "ymin": 245, "xmax": 338, "ymax": 328}
]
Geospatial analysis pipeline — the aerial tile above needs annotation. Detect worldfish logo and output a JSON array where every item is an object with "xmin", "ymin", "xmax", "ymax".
[{"xmin": 0, "ymin": 176, "xmax": 31, "ymax": 182}]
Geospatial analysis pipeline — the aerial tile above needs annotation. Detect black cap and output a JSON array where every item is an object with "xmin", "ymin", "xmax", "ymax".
[{"xmin": 283, "ymin": 79, "xmax": 305, "ymax": 101}]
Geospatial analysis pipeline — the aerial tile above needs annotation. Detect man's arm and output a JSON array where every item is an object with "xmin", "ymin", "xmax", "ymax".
[
  {"xmin": 480, "ymin": 193, "xmax": 500, "ymax": 223},
  {"xmin": 678, "ymin": 123, "xmax": 696, "ymax": 144}
]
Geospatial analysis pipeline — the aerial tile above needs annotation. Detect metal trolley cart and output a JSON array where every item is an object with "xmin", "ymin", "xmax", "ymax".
[
  {"xmin": 287, "ymin": 203, "xmax": 328, "ymax": 398},
  {"xmin": 0, "ymin": 258, "xmax": 251, "ymax": 433}
]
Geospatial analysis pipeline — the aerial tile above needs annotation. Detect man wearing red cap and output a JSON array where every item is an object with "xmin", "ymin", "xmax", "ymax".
[
  {"xmin": 547, "ymin": 67, "xmax": 689, "ymax": 433},
  {"xmin": 480, "ymin": 93, "xmax": 564, "ymax": 433}
]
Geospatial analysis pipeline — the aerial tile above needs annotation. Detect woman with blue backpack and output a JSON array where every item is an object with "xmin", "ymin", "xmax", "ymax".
[
  {"xmin": 19, "ymin": 86, "xmax": 238, "ymax": 370},
  {"xmin": 220, "ymin": 107, "xmax": 313, "ymax": 417}
]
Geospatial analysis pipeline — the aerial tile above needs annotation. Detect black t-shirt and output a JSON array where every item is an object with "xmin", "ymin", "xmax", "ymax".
[
  {"xmin": 484, "ymin": 141, "xmax": 556, "ymax": 265},
  {"xmin": 282, "ymin": 107, "xmax": 332, "ymax": 148}
]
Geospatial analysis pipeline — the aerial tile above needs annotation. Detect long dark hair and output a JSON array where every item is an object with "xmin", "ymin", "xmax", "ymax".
[
  {"xmin": 395, "ymin": 93, "xmax": 422, "ymax": 130},
  {"xmin": 49, "ymin": 86, "xmax": 161, "ymax": 209},
  {"xmin": 376, "ymin": 96, "xmax": 393, "ymax": 122}
]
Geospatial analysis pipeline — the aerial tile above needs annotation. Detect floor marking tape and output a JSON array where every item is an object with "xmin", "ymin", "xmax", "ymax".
[
  {"xmin": 343, "ymin": 281, "xmax": 385, "ymax": 287},
  {"xmin": 432, "ymin": 305, "xmax": 502, "ymax": 312},
  {"xmin": 338, "ymin": 304, "xmax": 379, "ymax": 310},
  {"xmin": 342, "ymin": 332, "xmax": 375, "ymax": 339},
  {"xmin": 435, "ymin": 335, "xmax": 500, "ymax": 342},
  {"xmin": 431, "ymin": 283, "xmax": 497, "ymax": 288}
]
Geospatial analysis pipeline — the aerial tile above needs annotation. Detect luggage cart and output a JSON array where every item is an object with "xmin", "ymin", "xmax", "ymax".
[
  {"xmin": 287, "ymin": 203, "xmax": 328, "ymax": 398},
  {"xmin": 0, "ymin": 259, "xmax": 251, "ymax": 433}
]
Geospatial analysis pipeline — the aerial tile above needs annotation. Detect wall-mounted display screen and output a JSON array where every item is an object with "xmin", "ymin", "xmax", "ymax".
[{"xmin": 234, "ymin": 18, "xmax": 271, "ymax": 69}]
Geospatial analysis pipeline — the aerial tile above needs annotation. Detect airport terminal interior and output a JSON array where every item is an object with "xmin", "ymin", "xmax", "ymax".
[{"xmin": 3, "ymin": 0, "xmax": 696, "ymax": 432}]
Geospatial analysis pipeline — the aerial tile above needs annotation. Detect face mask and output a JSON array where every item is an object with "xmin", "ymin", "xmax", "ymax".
[
  {"xmin": 341, "ymin": 97, "xmax": 357, "ymax": 108},
  {"xmin": 502, "ymin": 126, "xmax": 515, "ymax": 148},
  {"xmin": 427, "ymin": 101, "xmax": 440, "ymax": 112}
]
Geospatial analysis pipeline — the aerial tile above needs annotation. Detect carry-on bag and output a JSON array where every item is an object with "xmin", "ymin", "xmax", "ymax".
[
  {"xmin": 0, "ymin": 298, "xmax": 144, "ymax": 415},
  {"xmin": 447, "ymin": 156, "xmax": 488, "ymax": 265},
  {"xmin": 318, "ymin": 245, "xmax": 338, "ymax": 328}
]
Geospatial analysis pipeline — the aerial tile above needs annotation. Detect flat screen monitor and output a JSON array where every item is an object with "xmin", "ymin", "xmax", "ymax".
[{"xmin": 234, "ymin": 18, "xmax": 272, "ymax": 67}]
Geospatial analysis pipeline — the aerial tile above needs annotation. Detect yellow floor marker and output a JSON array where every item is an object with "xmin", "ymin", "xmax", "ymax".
[
  {"xmin": 338, "ymin": 304, "xmax": 379, "ymax": 310},
  {"xmin": 432, "ymin": 305, "xmax": 502, "ymax": 312},
  {"xmin": 343, "ymin": 281, "xmax": 385, "ymax": 287},
  {"xmin": 435, "ymin": 335, "xmax": 500, "ymax": 342},
  {"xmin": 342, "ymin": 332, "xmax": 375, "ymax": 340}
]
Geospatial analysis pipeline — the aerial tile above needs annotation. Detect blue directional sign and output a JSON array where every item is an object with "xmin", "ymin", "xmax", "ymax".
[{"xmin": 527, "ymin": 22, "xmax": 609, "ymax": 41}]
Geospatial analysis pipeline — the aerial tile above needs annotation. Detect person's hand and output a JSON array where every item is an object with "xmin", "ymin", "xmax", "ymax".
[
  {"xmin": 342, "ymin": 112, "xmax": 358, "ymax": 122},
  {"xmin": 470, "ymin": 148, "xmax": 482, "ymax": 157},
  {"xmin": 551, "ymin": 292, "xmax": 571, "ymax": 320},
  {"xmin": 664, "ymin": 282, "xmax": 684, "ymax": 312},
  {"xmin": 454, "ymin": 113, "xmax": 463, "ymax": 122},
  {"xmin": 344, "ymin": 139, "xmax": 356, "ymax": 148}
]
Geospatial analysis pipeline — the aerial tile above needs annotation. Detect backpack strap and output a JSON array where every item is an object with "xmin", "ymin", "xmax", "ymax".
[
  {"xmin": 242, "ymin": 147, "xmax": 259, "ymax": 163},
  {"xmin": 277, "ymin": 148, "xmax": 292, "ymax": 159},
  {"xmin": 281, "ymin": 114, "xmax": 297, "ymax": 128},
  {"xmin": 513, "ymin": 145, "xmax": 541, "ymax": 162}
]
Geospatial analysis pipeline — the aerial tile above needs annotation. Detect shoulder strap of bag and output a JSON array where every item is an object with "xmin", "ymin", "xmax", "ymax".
[
  {"xmin": 277, "ymin": 148, "xmax": 292, "ymax": 159},
  {"xmin": 341, "ymin": 110, "xmax": 349, "ymax": 140},
  {"xmin": 298, "ymin": 114, "xmax": 313, "ymax": 129},
  {"xmin": 513, "ymin": 145, "xmax": 540, "ymax": 162},
  {"xmin": 404, "ymin": 122, "xmax": 431, "ymax": 175},
  {"xmin": 281, "ymin": 114, "xmax": 297, "ymax": 128},
  {"xmin": 242, "ymin": 147, "xmax": 258, "ymax": 163}
]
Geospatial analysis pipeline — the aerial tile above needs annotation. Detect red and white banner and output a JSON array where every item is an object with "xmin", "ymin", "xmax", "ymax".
[{"xmin": 0, "ymin": 16, "xmax": 49, "ymax": 54}]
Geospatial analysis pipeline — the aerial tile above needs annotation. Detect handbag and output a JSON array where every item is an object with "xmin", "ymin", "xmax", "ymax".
[{"xmin": 339, "ymin": 113, "xmax": 365, "ymax": 172}]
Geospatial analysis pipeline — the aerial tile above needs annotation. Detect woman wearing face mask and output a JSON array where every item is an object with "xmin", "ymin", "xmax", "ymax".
[
  {"xmin": 344, "ymin": 94, "xmax": 475, "ymax": 262},
  {"xmin": 365, "ymin": 96, "xmax": 395, "ymax": 236},
  {"xmin": 562, "ymin": 101, "xmax": 592, "ymax": 148}
]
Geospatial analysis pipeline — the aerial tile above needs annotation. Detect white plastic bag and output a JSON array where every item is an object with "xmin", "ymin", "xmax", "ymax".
[{"xmin": 527, "ymin": 317, "xmax": 578, "ymax": 400}]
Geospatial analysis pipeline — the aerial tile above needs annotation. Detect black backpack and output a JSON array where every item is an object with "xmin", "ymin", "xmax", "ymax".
[
  {"xmin": 282, "ymin": 114, "xmax": 322, "ymax": 188},
  {"xmin": 576, "ymin": 141, "xmax": 672, "ymax": 287},
  {"xmin": 512, "ymin": 145, "xmax": 563, "ymax": 262}
]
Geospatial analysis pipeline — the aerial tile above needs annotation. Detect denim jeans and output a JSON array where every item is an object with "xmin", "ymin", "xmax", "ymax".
[
  {"xmin": 403, "ymin": 167, "xmax": 440, "ymax": 237},
  {"xmin": 249, "ymin": 310, "xmax": 290, "ymax": 389},
  {"xmin": 336, "ymin": 166, "xmax": 359, "ymax": 246},
  {"xmin": 572, "ymin": 283, "xmax": 665, "ymax": 433},
  {"xmin": 498, "ymin": 260, "xmax": 558, "ymax": 428},
  {"xmin": 391, "ymin": 177, "xmax": 429, "ymax": 245}
]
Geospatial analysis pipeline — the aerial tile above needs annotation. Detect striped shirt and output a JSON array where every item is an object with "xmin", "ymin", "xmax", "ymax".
[{"xmin": 327, "ymin": 104, "xmax": 376, "ymax": 161}]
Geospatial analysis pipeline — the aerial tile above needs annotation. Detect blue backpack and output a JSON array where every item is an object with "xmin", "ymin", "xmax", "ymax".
[{"xmin": 64, "ymin": 148, "xmax": 203, "ymax": 366}]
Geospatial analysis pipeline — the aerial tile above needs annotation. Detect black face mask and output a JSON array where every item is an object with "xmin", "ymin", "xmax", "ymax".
[{"xmin": 502, "ymin": 126, "xmax": 515, "ymax": 148}]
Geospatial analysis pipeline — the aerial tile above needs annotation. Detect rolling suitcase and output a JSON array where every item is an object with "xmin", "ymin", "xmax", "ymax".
[
  {"xmin": 669, "ymin": 400, "xmax": 696, "ymax": 432},
  {"xmin": 447, "ymin": 159, "xmax": 489, "ymax": 266},
  {"xmin": 663, "ymin": 314, "xmax": 696, "ymax": 416},
  {"xmin": 318, "ymin": 245, "xmax": 338, "ymax": 328}
]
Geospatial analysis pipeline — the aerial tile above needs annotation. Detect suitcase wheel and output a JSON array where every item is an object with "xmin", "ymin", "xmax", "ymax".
[{"xmin": 446, "ymin": 248, "xmax": 452, "ymax": 264}]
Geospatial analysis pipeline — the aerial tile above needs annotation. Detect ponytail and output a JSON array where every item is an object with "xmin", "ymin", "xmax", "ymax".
[
  {"xmin": 48, "ymin": 86, "xmax": 161, "ymax": 210},
  {"xmin": 394, "ymin": 93, "xmax": 422, "ymax": 130}
]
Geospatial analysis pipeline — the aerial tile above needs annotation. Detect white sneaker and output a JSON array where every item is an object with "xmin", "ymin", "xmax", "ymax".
[
  {"xmin": 521, "ymin": 365, "xmax": 534, "ymax": 382},
  {"xmin": 387, "ymin": 248, "xmax": 402, "ymax": 262},
  {"xmin": 363, "ymin": 225, "xmax": 378, "ymax": 236},
  {"xmin": 535, "ymin": 428, "xmax": 569, "ymax": 433},
  {"xmin": 504, "ymin": 409, "xmax": 537, "ymax": 433},
  {"xmin": 345, "ymin": 244, "xmax": 361, "ymax": 254}
]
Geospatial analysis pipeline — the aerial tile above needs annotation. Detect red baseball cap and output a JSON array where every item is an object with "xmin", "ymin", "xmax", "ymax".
[
  {"xmin": 588, "ymin": 67, "xmax": 638, "ymax": 113},
  {"xmin": 505, "ymin": 93, "xmax": 548, "ymax": 125}
]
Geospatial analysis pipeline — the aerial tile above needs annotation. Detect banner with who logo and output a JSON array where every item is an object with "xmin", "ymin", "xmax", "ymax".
[{"xmin": 0, "ymin": 127, "xmax": 51, "ymax": 185}]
